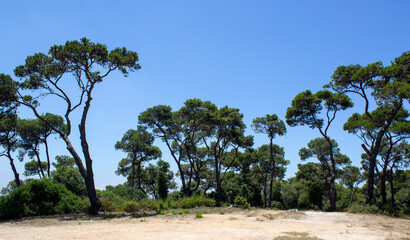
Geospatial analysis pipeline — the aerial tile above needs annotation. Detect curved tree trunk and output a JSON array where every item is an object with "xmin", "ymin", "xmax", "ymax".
[
  {"xmin": 34, "ymin": 150, "xmax": 46, "ymax": 179},
  {"xmin": 44, "ymin": 138, "xmax": 51, "ymax": 178},
  {"xmin": 7, "ymin": 149, "xmax": 20, "ymax": 186},
  {"xmin": 324, "ymin": 136, "xmax": 337, "ymax": 211}
]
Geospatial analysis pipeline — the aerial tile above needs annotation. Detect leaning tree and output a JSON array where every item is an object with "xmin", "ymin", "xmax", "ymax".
[
  {"xmin": 286, "ymin": 90, "xmax": 353, "ymax": 210},
  {"xmin": 3, "ymin": 38, "xmax": 140, "ymax": 213},
  {"xmin": 326, "ymin": 51, "xmax": 410, "ymax": 204}
]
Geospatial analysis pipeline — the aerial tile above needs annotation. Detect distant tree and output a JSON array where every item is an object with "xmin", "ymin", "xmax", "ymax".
[
  {"xmin": 340, "ymin": 166, "xmax": 363, "ymax": 207},
  {"xmin": 344, "ymin": 108, "xmax": 409, "ymax": 205},
  {"xmin": 0, "ymin": 113, "xmax": 21, "ymax": 186},
  {"xmin": 38, "ymin": 113, "xmax": 66, "ymax": 177},
  {"xmin": 252, "ymin": 114, "xmax": 286, "ymax": 208},
  {"xmin": 384, "ymin": 140, "xmax": 409, "ymax": 208},
  {"xmin": 115, "ymin": 126, "xmax": 161, "ymax": 190},
  {"xmin": 202, "ymin": 106, "xmax": 254, "ymax": 203},
  {"xmin": 18, "ymin": 118, "xmax": 46, "ymax": 178},
  {"xmin": 23, "ymin": 160, "xmax": 48, "ymax": 178},
  {"xmin": 138, "ymin": 99, "xmax": 216, "ymax": 197},
  {"xmin": 298, "ymin": 137, "xmax": 351, "ymax": 210},
  {"xmin": 251, "ymin": 144, "xmax": 288, "ymax": 208},
  {"xmin": 326, "ymin": 51, "xmax": 410, "ymax": 204},
  {"xmin": 7, "ymin": 38, "xmax": 140, "ymax": 213},
  {"xmin": 157, "ymin": 160, "xmax": 171, "ymax": 200},
  {"xmin": 286, "ymin": 90, "xmax": 353, "ymax": 210},
  {"xmin": 295, "ymin": 162, "xmax": 326, "ymax": 210},
  {"xmin": 140, "ymin": 161, "xmax": 176, "ymax": 199}
]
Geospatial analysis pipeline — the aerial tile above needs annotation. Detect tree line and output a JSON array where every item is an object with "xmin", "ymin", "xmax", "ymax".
[{"xmin": 0, "ymin": 38, "xmax": 408, "ymax": 215}]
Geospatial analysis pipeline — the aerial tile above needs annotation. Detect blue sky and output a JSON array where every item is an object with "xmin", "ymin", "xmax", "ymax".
[{"xmin": 1, "ymin": 1, "xmax": 409, "ymax": 189}]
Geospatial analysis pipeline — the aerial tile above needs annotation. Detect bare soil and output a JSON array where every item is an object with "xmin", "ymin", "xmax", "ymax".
[{"xmin": 0, "ymin": 208, "xmax": 408, "ymax": 240}]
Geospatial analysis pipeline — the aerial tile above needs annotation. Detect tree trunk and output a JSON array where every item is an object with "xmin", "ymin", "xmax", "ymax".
[
  {"xmin": 35, "ymin": 150, "xmax": 46, "ymax": 179},
  {"xmin": 324, "ymin": 136, "xmax": 337, "ymax": 211},
  {"xmin": 131, "ymin": 158, "xmax": 135, "ymax": 188},
  {"xmin": 366, "ymin": 155, "xmax": 376, "ymax": 204},
  {"xmin": 263, "ymin": 173, "xmax": 268, "ymax": 208},
  {"xmin": 349, "ymin": 188, "xmax": 356, "ymax": 208},
  {"xmin": 329, "ymin": 178, "xmax": 337, "ymax": 211},
  {"xmin": 78, "ymin": 86, "xmax": 103, "ymax": 214},
  {"xmin": 268, "ymin": 175, "xmax": 274, "ymax": 208},
  {"xmin": 7, "ymin": 149, "xmax": 21, "ymax": 187},
  {"xmin": 268, "ymin": 137, "xmax": 275, "ymax": 208},
  {"xmin": 389, "ymin": 172, "xmax": 395, "ymax": 208},
  {"xmin": 44, "ymin": 139, "xmax": 51, "ymax": 178},
  {"xmin": 137, "ymin": 161, "xmax": 142, "ymax": 190},
  {"xmin": 215, "ymin": 155, "xmax": 222, "ymax": 203},
  {"xmin": 85, "ymin": 173, "xmax": 102, "ymax": 214},
  {"xmin": 380, "ymin": 170, "xmax": 387, "ymax": 206},
  {"xmin": 364, "ymin": 103, "xmax": 402, "ymax": 205}
]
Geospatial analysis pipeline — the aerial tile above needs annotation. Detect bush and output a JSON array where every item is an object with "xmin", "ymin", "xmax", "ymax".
[
  {"xmin": 100, "ymin": 198, "xmax": 117, "ymax": 212},
  {"xmin": 234, "ymin": 196, "xmax": 250, "ymax": 208},
  {"xmin": 281, "ymin": 183, "xmax": 299, "ymax": 209},
  {"xmin": 270, "ymin": 201, "xmax": 283, "ymax": 210},
  {"xmin": 0, "ymin": 179, "xmax": 86, "ymax": 220},
  {"xmin": 195, "ymin": 212, "xmax": 203, "ymax": 218},
  {"xmin": 178, "ymin": 194, "xmax": 216, "ymax": 209},
  {"xmin": 123, "ymin": 201, "xmax": 138, "ymax": 213},
  {"xmin": 348, "ymin": 203, "xmax": 380, "ymax": 214}
]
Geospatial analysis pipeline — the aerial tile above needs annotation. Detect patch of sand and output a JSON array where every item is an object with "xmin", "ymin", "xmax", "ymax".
[{"xmin": 0, "ymin": 209, "xmax": 408, "ymax": 240}]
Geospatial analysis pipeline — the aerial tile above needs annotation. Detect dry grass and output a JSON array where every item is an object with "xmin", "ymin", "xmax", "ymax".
[{"xmin": 274, "ymin": 232, "xmax": 323, "ymax": 240}]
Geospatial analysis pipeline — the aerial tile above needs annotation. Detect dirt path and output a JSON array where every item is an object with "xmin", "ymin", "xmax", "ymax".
[{"xmin": 0, "ymin": 209, "xmax": 408, "ymax": 240}]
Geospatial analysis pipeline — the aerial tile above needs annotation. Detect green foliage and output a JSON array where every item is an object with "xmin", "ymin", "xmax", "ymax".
[
  {"xmin": 114, "ymin": 126, "xmax": 161, "ymax": 189},
  {"xmin": 0, "ymin": 179, "xmax": 87, "ymax": 219},
  {"xmin": 0, "ymin": 74, "xmax": 18, "ymax": 117},
  {"xmin": 177, "ymin": 209, "xmax": 190, "ymax": 214},
  {"xmin": 195, "ymin": 212, "xmax": 203, "ymax": 218},
  {"xmin": 157, "ymin": 160, "xmax": 170, "ymax": 200},
  {"xmin": 234, "ymin": 196, "xmax": 250, "ymax": 208},
  {"xmin": 24, "ymin": 160, "xmax": 48, "ymax": 177},
  {"xmin": 52, "ymin": 156, "xmax": 86, "ymax": 196},
  {"xmin": 270, "ymin": 201, "xmax": 283, "ymax": 210},
  {"xmin": 178, "ymin": 194, "xmax": 216, "ymax": 209},
  {"xmin": 252, "ymin": 114, "xmax": 287, "ymax": 140},
  {"xmin": 347, "ymin": 203, "xmax": 380, "ymax": 214},
  {"xmin": 281, "ymin": 182, "xmax": 299, "ymax": 209},
  {"xmin": 97, "ymin": 185, "xmax": 146, "ymax": 209},
  {"xmin": 100, "ymin": 198, "xmax": 117, "ymax": 212},
  {"xmin": 122, "ymin": 201, "xmax": 139, "ymax": 213}
]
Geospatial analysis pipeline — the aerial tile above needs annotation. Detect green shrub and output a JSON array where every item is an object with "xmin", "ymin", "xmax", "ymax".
[
  {"xmin": 158, "ymin": 200, "xmax": 169, "ymax": 210},
  {"xmin": 123, "ymin": 201, "xmax": 139, "ymax": 213},
  {"xmin": 270, "ymin": 201, "xmax": 283, "ymax": 210},
  {"xmin": 100, "ymin": 198, "xmax": 117, "ymax": 212},
  {"xmin": 234, "ymin": 196, "xmax": 249, "ymax": 208},
  {"xmin": 178, "ymin": 195, "xmax": 215, "ymax": 209},
  {"xmin": 178, "ymin": 209, "xmax": 189, "ymax": 214},
  {"xmin": 195, "ymin": 212, "xmax": 203, "ymax": 218},
  {"xmin": 0, "ymin": 179, "xmax": 85, "ymax": 220},
  {"xmin": 348, "ymin": 203, "xmax": 380, "ymax": 214}
]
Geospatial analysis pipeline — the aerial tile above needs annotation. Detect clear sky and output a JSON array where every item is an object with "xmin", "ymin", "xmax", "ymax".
[{"xmin": 1, "ymin": 0, "xmax": 409, "ymax": 190}]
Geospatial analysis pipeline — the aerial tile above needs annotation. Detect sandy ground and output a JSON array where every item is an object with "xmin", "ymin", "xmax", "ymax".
[{"xmin": 0, "ymin": 208, "xmax": 409, "ymax": 240}]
